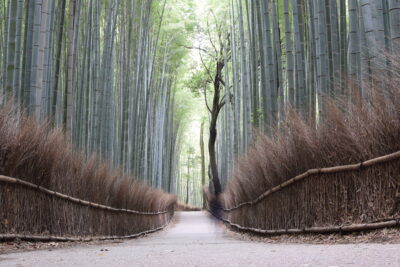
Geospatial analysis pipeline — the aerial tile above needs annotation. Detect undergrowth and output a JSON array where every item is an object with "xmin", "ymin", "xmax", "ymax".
[
  {"xmin": 221, "ymin": 55, "xmax": 400, "ymax": 209},
  {"xmin": 0, "ymin": 106, "xmax": 176, "ymax": 212}
]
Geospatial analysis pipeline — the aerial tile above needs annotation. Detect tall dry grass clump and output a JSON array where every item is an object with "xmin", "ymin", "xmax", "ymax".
[
  {"xmin": 219, "ymin": 55, "xmax": 400, "ymax": 231},
  {"xmin": 0, "ymin": 107, "xmax": 176, "ymax": 238}
]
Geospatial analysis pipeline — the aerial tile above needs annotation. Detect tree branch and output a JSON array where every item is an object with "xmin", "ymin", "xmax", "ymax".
[
  {"xmin": 182, "ymin": 45, "xmax": 216, "ymax": 59},
  {"xmin": 199, "ymin": 50, "xmax": 215, "ymax": 84},
  {"xmin": 218, "ymin": 99, "xmax": 226, "ymax": 112},
  {"xmin": 203, "ymin": 84, "xmax": 212, "ymax": 113},
  {"xmin": 206, "ymin": 18, "xmax": 218, "ymax": 56},
  {"xmin": 219, "ymin": 78, "xmax": 226, "ymax": 87}
]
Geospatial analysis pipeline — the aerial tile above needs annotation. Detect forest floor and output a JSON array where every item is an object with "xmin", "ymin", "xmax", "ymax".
[{"xmin": 1, "ymin": 211, "xmax": 400, "ymax": 266}]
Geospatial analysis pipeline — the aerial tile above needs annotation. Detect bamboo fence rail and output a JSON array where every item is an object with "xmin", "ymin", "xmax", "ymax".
[
  {"xmin": 209, "ymin": 150, "xmax": 400, "ymax": 235},
  {"xmin": 209, "ymin": 208, "xmax": 400, "ymax": 234},
  {"xmin": 0, "ymin": 219, "xmax": 171, "ymax": 242},
  {"xmin": 223, "ymin": 150, "xmax": 400, "ymax": 211},
  {"xmin": 0, "ymin": 175, "xmax": 169, "ymax": 215},
  {"xmin": 0, "ymin": 175, "xmax": 175, "ymax": 240}
]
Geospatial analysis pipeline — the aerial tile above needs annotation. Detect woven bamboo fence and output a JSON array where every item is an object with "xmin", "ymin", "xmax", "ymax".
[
  {"xmin": 0, "ymin": 175, "xmax": 175, "ymax": 241},
  {"xmin": 211, "ymin": 151, "xmax": 400, "ymax": 234}
]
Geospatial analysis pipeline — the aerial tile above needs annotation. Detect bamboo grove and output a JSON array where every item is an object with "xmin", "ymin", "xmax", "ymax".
[
  {"xmin": 214, "ymin": 0, "xmax": 400, "ymax": 188},
  {"xmin": 1, "ymin": 0, "xmax": 400, "ymax": 205},
  {"xmin": 0, "ymin": 0, "xmax": 194, "ymax": 192}
]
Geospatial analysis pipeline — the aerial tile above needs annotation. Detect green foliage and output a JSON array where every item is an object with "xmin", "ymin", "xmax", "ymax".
[
  {"xmin": 184, "ymin": 68, "xmax": 211, "ymax": 97},
  {"xmin": 157, "ymin": 0, "xmax": 197, "ymax": 70}
]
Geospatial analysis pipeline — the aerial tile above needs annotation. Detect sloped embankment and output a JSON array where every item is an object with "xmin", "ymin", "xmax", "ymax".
[
  {"xmin": 214, "ymin": 60, "xmax": 400, "ymax": 234},
  {"xmin": 0, "ymin": 107, "xmax": 176, "ymax": 240}
]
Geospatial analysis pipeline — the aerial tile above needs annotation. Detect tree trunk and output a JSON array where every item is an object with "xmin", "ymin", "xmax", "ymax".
[{"xmin": 208, "ymin": 60, "xmax": 224, "ymax": 196}]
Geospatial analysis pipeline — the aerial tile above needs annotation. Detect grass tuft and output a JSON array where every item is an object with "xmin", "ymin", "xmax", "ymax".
[{"xmin": 222, "ymin": 56, "xmax": 400, "ymax": 212}]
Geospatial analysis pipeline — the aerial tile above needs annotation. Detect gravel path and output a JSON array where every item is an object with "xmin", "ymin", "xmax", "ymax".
[{"xmin": 1, "ymin": 211, "xmax": 400, "ymax": 267}]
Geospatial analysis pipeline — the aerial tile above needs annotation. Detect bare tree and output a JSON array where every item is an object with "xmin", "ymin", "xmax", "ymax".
[{"xmin": 193, "ymin": 23, "xmax": 230, "ymax": 196}]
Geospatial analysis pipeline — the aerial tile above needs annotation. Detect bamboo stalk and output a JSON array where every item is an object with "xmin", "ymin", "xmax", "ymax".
[
  {"xmin": 0, "ymin": 176, "xmax": 17, "ymax": 183},
  {"xmin": 320, "ymin": 163, "xmax": 361, "ymax": 173}
]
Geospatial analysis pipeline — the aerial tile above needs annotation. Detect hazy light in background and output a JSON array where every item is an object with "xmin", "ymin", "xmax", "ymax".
[
  {"xmin": 175, "ymin": 0, "xmax": 213, "ymax": 206},
  {"xmin": 184, "ymin": 0, "xmax": 210, "ymax": 153},
  {"xmin": 195, "ymin": 0, "xmax": 209, "ymax": 14}
]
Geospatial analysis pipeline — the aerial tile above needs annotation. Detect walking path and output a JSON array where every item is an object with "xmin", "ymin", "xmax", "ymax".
[{"xmin": 1, "ymin": 211, "xmax": 400, "ymax": 266}]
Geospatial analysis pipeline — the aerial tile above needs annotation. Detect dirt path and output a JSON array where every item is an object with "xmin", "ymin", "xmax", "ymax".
[{"xmin": 1, "ymin": 211, "xmax": 400, "ymax": 266}]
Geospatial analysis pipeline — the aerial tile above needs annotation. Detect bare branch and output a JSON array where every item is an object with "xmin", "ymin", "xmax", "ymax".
[
  {"xmin": 199, "ymin": 50, "xmax": 215, "ymax": 83},
  {"xmin": 181, "ymin": 45, "xmax": 215, "ymax": 58},
  {"xmin": 203, "ymin": 84, "xmax": 212, "ymax": 113},
  {"xmin": 219, "ymin": 91, "xmax": 229, "ymax": 108},
  {"xmin": 219, "ymin": 78, "xmax": 226, "ymax": 87},
  {"xmin": 218, "ymin": 99, "xmax": 226, "ymax": 112},
  {"xmin": 206, "ymin": 18, "xmax": 218, "ymax": 56}
]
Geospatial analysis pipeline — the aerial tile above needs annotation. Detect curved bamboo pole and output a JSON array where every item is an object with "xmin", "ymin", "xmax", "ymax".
[
  {"xmin": 222, "ymin": 150, "xmax": 400, "ymax": 211},
  {"xmin": 0, "ymin": 175, "xmax": 171, "ymax": 215},
  {"xmin": 0, "ymin": 217, "xmax": 172, "ymax": 242},
  {"xmin": 211, "ymin": 209, "xmax": 399, "ymax": 235}
]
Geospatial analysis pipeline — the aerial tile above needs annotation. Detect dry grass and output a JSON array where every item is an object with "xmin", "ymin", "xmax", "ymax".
[
  {"xmin": 0, "ymin": 107, "xmax": 177, "ymax": 237},
  {"xmin": 219, "ymin": 55, "xmax": 400, "ymax": 232}
]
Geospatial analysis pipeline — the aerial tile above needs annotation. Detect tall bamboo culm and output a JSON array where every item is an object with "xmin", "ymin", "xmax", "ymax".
[
  {"xmin": 216, "ymin": 0, "xmax": 400, "ymax": 189},
  {"xmin": 0, "ymin": 0, "xmax": 182, "ymax": 192}
]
